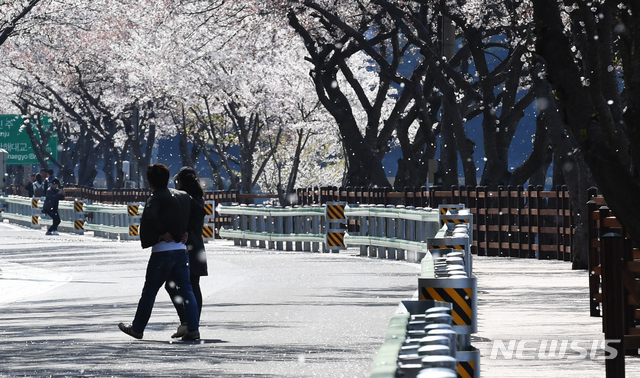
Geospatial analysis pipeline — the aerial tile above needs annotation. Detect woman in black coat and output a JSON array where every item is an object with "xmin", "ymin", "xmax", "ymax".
[{"xmin": 165, "ymin": 167, "xmax": 208, "ymax": 338}]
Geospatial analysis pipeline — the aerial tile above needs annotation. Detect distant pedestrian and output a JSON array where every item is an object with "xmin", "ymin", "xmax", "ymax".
[
  {"xmin": 24, "ymin": 174, "xmax": 36, "ymax": 197},
  {"xmin": 33, "ymin": 174, "xmax": 45, "ymax": 197},
  {"xmin": 40, "ymin": 168, "xmax": 50, "ymax": 192},
  {"xmin": 118, "ymin": 163, "xmax": 201, "ymax": 341},
  {"xmin": 43, "ymin": 178, "xmax": 64, "ymax": 235},
  {"xmin": 165, "ymin": 166, "xmax": 207, "ymax": 338},
  {"xmin": 47, "ymin": 168, "xmax": 60, "ymax": 188}
]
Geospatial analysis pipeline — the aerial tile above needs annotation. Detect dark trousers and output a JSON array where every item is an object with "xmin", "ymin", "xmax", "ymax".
[
  {"xmin": 132, "ymin": 249, "xmax": 199, "ymax": 333},
  {"xmin": 166, "ymin": 275, "xmax": 202, "ymax": 324},
  {"xmin": 45, "ymin": 210, "xmax": 61, "ymax": 232}
]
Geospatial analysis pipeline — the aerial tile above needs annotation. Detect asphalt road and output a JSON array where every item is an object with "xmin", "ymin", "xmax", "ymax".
[
  {"xmin": 3, "ymin": 221, "xmax": 640, "ymax": 377},
  {"xmin": 0, "ymin": 222, "xmax": 420, "ymax": 377}
]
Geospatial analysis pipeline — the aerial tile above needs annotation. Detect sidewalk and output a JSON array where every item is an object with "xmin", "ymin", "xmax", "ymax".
[{"xmin": 1, "ymin": 221, "xmax": 639, "ymax": 377}]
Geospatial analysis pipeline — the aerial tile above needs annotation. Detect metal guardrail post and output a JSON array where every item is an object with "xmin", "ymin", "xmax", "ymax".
[
  {"xmin": 31, "ymin": 198, "xmax": 40, "ymax": 229},
  {"xmin": 312, "ymin": 204, "xmax": 321, "ymax": 252},
  {"xmin": 302, "ymin": 206, "xmax": 311, "ymax": 252},
  {"xmin": 405, "ymin": 206, "xmax": 418, "ymax": 261},
  {"xmin": 386, "ymin": 204, "xmax": 396, "ymax": 259},
  {"xmin": 396, "ymin": 205, "xmax": 406, "ymax": 260},
  {"xmin": 369, "ymin": 206, "xmax": 378, "ymax": 257},
  {"xmin": 275, "ymin": 206, "xmax": 284, "ymax": 250},
  {"xmin": 202, "ymin": 200, "xmax": 215, "ymax": 242},
  {"xmin": 376, "ymin": 204, "xmax": 386, "ymax": 258},
  {"xmin": 325, "ymin": 201, "xmax": 346, "ymax": 253},
  {"xmin": 232, "ymin": 205, "xmax": 241, "ymax": 246},
  {"xmin": 358, "ymin": 205, "xmax": 369, "ymax": 256},
  {"xmin": 284, "ymin": 209, "xmax": 293, "ymax": 251},
  {"xmin": 295, "ymin": 211, "xmax": 303, "ymax": 251},
  {"xmin": 248, "ymin": 204, "xmax": 258, "ymax": 248},
  {"xmin": 267, "ymin": 205, "xmax": 275, "ymax": 250},
  {"xmin": 239, "ymin": 204, "xmax": 248, "ymax": 247},
  {"xmin": 74, "ymin": 199, "xmax": 86, "ymax": 235},
  {"xmin": 256, "ymin": 204, "xmax": 266, "ymax": 249},
  {"xmin": 126, "ymin": 203, "xmax": 140, "ymax": 240}
]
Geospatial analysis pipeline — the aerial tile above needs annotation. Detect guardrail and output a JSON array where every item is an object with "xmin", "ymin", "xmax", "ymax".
[
  {"xmin": 216, "ymin": 203, "xmax": 445, "ymax": 262},
  {"xmin": 0, "ymin": 195, "xmax": 217, "ymax": 242},
  {"xmin": 0, "ymin": 195, "xmax": 143, "ymax": 239},
  {"xmin": 371, "ymin": 205, "xmax": 479, "ymax": 378}
]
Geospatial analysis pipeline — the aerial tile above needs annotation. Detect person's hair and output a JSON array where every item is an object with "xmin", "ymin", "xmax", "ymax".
[
  {"xmin": 176, "ymin": 170, "xmax": 204, "ymax": 199},
  {"xmin": 146, "ymin": 164, "xmax": 170, "ymax": 189},
  {"xmin": 36, "ymin": 173, "xmax": 43, "ymax": 184},
  {"xmin": 47, "ymin": 168, "xmax": 54, "ymax": 176},
  {"xmin": 40, "ymin": 168, "xmax": 47, "ymax": 174}
]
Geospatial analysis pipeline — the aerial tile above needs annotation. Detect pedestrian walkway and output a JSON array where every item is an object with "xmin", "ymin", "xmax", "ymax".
[{"xmin": 1, "ymin": 221, "xmax": 639, "ymax": 377}]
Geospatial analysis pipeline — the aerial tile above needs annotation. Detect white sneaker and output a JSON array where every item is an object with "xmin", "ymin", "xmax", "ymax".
[{"xmin": 51, "ymin": 231, "xmax": 59, "ymax": 235}]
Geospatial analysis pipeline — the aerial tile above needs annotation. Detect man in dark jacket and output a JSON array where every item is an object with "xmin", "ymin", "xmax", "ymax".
[
  {"xmin": 43, "ymin": 178, "xmax": 65, "ymax": 235},
  {"xmin": 118, "ymin": 163, "xmax": 201, "ymax": 341}
]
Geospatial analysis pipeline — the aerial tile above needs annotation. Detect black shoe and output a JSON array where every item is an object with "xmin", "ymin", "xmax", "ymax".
[
  {"xmin": 182, "ymin": 329, "xmax": 200, "ymax": 341},
  {"xmin": 171, "ymin": 323, "xmax": 188, "ymax": 338},
  {"xmin": 118, "ymin": 322, "xmax": 143, "ymax": 339}
]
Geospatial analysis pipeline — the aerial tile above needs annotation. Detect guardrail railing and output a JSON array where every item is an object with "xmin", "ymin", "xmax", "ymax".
[
  {"xmin": 371, "ymin": 205, "xmax": 479, "ymax": 378},
  {"xmin": 216, "ymin": 203, "xmax": 447, "ymax": 262},
  {"xmin": 0, "ymin": 195, "xmax": 143, "ymax": 239}
]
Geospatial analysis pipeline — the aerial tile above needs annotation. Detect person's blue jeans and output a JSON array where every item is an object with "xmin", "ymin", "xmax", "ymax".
[{"xmin": 132, "ymin": 249, "xmax": 199, "ymax": 333}]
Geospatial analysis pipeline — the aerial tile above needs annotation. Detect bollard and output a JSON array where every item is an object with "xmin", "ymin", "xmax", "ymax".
[
  {"xmin": 127, "ymin": 203, "xmax": 141, "ymax": 240},
  {"xmin": 31, "ymin": 198, "xmax": 40, "ymax": 229},
  {"xmin": 325, "ymin": 201, "xmax": 347, "ymax": 253},
  {"xmin": 202, "ymin": 200, "xmax": 215, "ymax": 242},
  {"xmin": 74, "ymin": 199, "xmax": 86, "ymax": 235}
]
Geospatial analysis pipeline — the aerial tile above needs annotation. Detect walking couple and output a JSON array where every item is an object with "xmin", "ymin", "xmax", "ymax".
[{"xmin": 119, "ymin": 164, "xmax": 208, "ymax": 341}]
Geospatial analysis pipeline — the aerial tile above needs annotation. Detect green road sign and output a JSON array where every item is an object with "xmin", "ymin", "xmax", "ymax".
[{"xmin": 0, "ymin": 114, "xmax": 58, "ymax": 165}]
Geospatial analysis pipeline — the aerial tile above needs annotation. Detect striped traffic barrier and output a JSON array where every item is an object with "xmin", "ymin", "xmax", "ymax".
[
  {"xmin": 74, "ymin": 199, "xmax": 86, "ymax": 234},
  {"xmin": 31, "ymin": 198, "xmax": 40, "ymax": 228},
  {"xmin": 202, "ymin": 200, "xmax": 215, "ymax": 242},
  {"xmin": 125, "ymin": 203, "xmax": 141, "ymax": 240},
  {"xmin": 325, "ymin": 201, "xmax": 346, "ymax": 252}
]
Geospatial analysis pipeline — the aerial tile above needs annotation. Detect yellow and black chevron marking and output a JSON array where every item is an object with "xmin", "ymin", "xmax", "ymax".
[
  {"xmin": 327, "ymin": 232, "xmax": 345, "ymax": 247},
  {"xmin": 129, "ymin": 225, "xmax": 139, "ymax": 236},
  {"xmin": 202, "ymin": 225, "xmax": 214, "ymax": 238},
  {"xmin": 441, "ymin": 218, "xmax": 470, "ymax": 224},
  {"xmin": 421, "ymin": 286, "xmax": 473, "ymax": 326},
  {"xmin": 431, "ymin": 244, "xmax": 466, "ymax": 250},
  {"xmin": 204, "ymin": 203, "xmax": 214, "ymax": 216},
  {"xmin": 326, "ymin": 204, "xmax": 345, "ymax": 220},
  {"xmin": 32, "ymin": 199, "xmax": 39, "ymax": 208},
  {"xmin": 32, "ymin": 215, "xmax": 39, "ymax": 225},
  {"xmin": 458, "ymin": 361, "xmax": 475, "ymax": 378},
  {"xmin": 74, "ymin": 220, "xmax": 85, "ymax": 230},
  {"xmin": 440, "ymin": 206, "xmax": 459, "ymax": 215},
  {"xmin": 74, "ymin": 202, "xmax": 84, "ymax": 212},
  {"xmin": 127, "ymin": 205, "xmax": 139, "ymax": 216}
]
